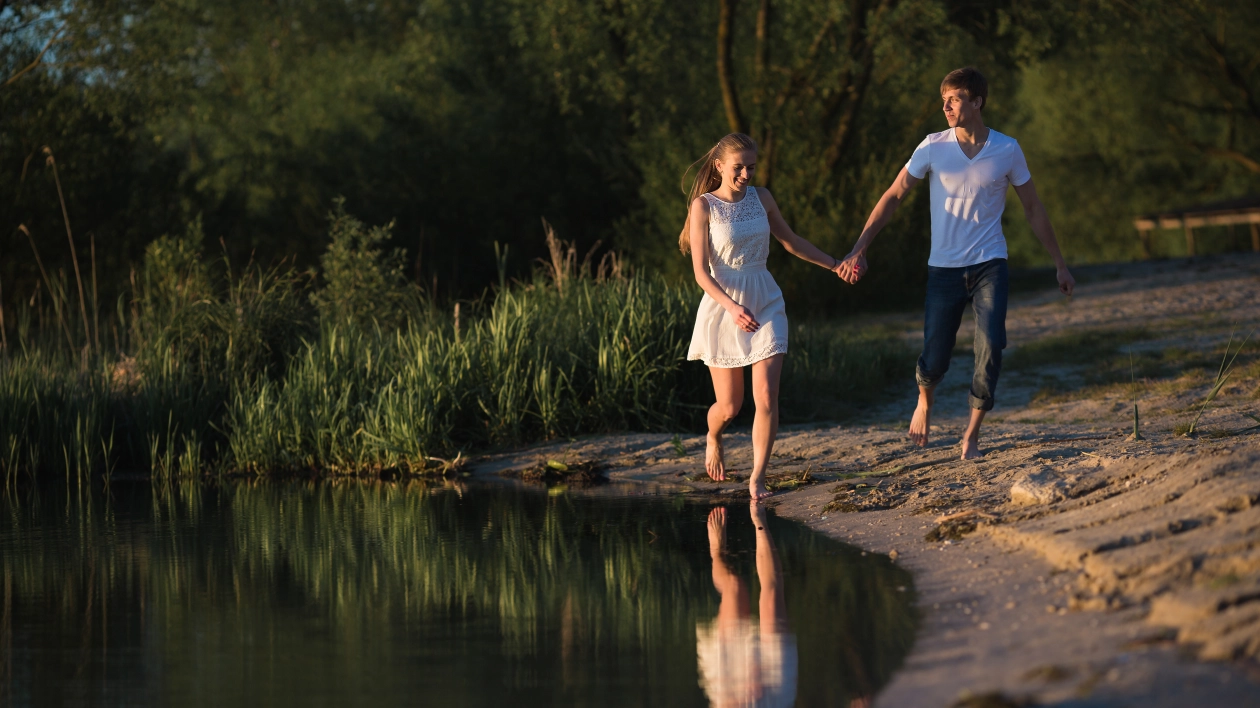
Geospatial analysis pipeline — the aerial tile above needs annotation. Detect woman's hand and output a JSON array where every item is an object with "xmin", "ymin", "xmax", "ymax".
[
  {"xmin": 725, "ymin": 303, "xmax": 760, "ymax": 333},
  {"xmin": 836, "ymin": 252, "xmax": 868, "ymax": 284}
]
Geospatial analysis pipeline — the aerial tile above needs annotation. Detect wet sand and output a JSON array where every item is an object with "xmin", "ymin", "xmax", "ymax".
[{"xmin": 475, "ymin": 253, "xmax": 1260, "ymax": 706}]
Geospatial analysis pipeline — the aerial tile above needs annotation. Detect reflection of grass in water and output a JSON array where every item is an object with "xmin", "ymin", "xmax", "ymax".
[{"xmin": 0, "ymin": 483, "xmax": 917, "ymax": 706}]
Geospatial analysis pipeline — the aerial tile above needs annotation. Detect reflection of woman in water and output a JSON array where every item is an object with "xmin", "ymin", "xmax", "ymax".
[{"xmin": 696, "ymin": 503, "xmax": 798, "ymax": 708}]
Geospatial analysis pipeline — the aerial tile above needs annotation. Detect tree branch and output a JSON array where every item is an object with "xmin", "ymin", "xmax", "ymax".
[
  {"xmin": 2, "ymin": 23, "xmax": 66, "ymax": 89},
  {"xmin": 772, "ymin": 18, "xmax": 835, "ymax": 111},
  {"xmin": 821, "ymin": 0, "xmax": 893, "ymax": 173},
  {"xmin": 1203, "ymin": 146, "xmax": 1260, "ymax": 173},
  {"xmin": 1198, "ymin": 28, "xmax": 1260, "ymax": 124},
  {"xmin": 754, "ymin": 0, "xmax": 770, "ymax": 102},
  {"xmin": 752, "ymin": 0, "xmax": 773, "ymax": 186},
  {"xmin": 1166, "ymin": 122, "xmax": 1260, "ymax": 174},
  {"xmin": 717, "ymin": 0, "xmax": 747, "ymax": 134}
]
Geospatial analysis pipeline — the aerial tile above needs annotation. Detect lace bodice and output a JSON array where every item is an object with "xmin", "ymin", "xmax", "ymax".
[{"xmin": 703, "ymin": 188, "xmax": 771, "ymax": 271}]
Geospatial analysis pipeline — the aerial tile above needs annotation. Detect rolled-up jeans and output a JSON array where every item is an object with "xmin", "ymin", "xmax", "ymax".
[{"xmin": 915, "ymin": 258, "xmax": 1008, "ymax": 411}]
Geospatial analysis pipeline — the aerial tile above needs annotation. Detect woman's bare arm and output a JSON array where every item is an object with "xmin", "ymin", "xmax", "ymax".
[
  {"xmin": 759, "ymin": 189, "xmax": 844, "ymax": 274},
  {"xmin": 838, "ymin": 166, "xmax": 921, "ymax": 282},
  {"xmin": 690, "ymin": 197, "xmax": 761, "ymax": 332}
]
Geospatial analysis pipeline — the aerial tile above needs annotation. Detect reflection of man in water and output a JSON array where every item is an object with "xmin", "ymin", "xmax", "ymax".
[{"xmin": 697, "ymin": 503, "xmax": 798, "ymax": 708}]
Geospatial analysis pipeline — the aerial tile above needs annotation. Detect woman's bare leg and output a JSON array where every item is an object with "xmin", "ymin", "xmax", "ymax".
[
  {"xmin": 707, "ymin": 507, "xmax": 750, "ymax": 626},
  {"xmin": 749, "ymin": 354, "xmax": 783, "ymax": 499},
  {"xmin": 751, "ymin": 501, "xmax": 786, "ymax": 635},
  {"xmin": 706, "ymin": 366, "xmax": 744, "ymax": 480}
]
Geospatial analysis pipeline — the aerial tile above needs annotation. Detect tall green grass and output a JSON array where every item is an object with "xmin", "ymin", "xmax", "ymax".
[{"xmin": 1, "ymin": 205, "xmax": 913, "ymax": 482}]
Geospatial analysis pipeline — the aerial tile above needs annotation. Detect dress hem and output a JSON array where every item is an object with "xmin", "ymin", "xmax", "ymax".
[{"xmin": 688, "ymin": 341, "xmax": 789, "ymax": 368}]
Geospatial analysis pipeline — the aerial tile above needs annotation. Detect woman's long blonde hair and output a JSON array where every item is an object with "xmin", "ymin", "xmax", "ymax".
[{"xmin": 678, "ymin": 133, "xmax": 758, "ymax": 255}]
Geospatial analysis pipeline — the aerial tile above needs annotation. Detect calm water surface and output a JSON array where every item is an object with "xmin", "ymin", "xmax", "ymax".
[{"xmin": 0, "ymin": 481, "xmax": 915, "ymax": 707}]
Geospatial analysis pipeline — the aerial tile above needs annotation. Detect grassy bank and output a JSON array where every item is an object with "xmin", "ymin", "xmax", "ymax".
[{"xmin": 0, "ymin": 208, "xmax": 912, "ymax": 483}]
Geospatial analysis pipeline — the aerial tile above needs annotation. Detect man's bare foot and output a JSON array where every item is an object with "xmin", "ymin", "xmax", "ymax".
[
  {"xmin": 960, "ymin": 407, "xmax": 986, "ymax": 460},
  {"xmin": 749, "ymin": 474, "xmax": 773, "ymax": 500},
  {"xmin": 909, "ymin": 390, "xmax": 934, "ymax": 447},
  {"xmin": 705, "ymin": 434, "xmax": 726, "ymax": 480},
  {"xmin": 961, "ymin": 430, "xmax": 983, "ymax": 460},
  {"xmin": 707, "ymin": 507, "xmax": 726, "ymax": 550}
]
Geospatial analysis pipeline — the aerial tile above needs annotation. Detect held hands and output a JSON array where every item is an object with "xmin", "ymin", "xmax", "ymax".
[
  {"xmin": 835, "ymin": 252, "xmax": 868, "ymax": 285},
  {"xmin": 1057, "ymin": 266, "xmax": 1076, "ymax": 297},
  {"xmin": 725, "ymin": 303, "xmax": 760, "ymax": 333}
]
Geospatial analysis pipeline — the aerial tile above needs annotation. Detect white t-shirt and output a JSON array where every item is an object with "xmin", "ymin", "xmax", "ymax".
[{"xmin": 905, "ymin": 128, "xmax": 1031, "ymax": 268}]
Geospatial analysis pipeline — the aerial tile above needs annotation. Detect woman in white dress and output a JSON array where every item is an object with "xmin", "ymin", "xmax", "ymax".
[{"xmin": 683, "ymin": 133, "xmax": 852, "ymax": 500}]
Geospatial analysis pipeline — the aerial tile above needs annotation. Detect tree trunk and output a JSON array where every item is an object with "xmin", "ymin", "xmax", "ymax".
[{"xmin": 717, "ymin": 0, "xmax": 747, "ymax": 134}]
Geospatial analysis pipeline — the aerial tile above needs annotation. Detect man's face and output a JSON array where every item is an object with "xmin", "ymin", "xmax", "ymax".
[{"xmin": 941, "ymin": 87, "xmax": 982, "ymax": 127}]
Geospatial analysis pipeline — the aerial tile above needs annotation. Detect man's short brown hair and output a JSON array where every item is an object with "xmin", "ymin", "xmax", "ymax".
[{"xmin": 941, "ymin": 67, "xmax": 988, "ymax": 109}]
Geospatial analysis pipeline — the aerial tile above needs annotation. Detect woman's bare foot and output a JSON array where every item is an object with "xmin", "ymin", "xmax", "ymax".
[
  {"xmin": 705, "ymin": 434, "xmax": 726, "ymax": 480},
  {"xmin": 749, "ymin": 473, "xmax": 773, "ymax": 500},
  {"xmin": 909, "ymin": 388, "xmax": 934, "ymax": 447},
  {"xmin": 707, "ymin": 507, "xmax": 727, "ymax": 550},
  {"xmin": 749, "ymin": 499, "xmax": 769, "ymax": 526}
]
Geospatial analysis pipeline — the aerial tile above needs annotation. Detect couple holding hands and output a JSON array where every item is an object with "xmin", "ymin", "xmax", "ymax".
[{"xmin": 684, "ymin": 67, "xmax": 1076, "ymax": 501}]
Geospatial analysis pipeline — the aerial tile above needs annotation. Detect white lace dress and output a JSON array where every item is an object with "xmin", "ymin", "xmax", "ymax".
[{"xmin": 687, "ymin": 187, "xmax": 789, "ymax": 368}]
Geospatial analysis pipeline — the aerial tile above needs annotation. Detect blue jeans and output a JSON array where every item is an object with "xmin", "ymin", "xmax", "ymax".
[{"xmin": 915, "ymin": 258, "xmax": 1008, "ymax": 411}]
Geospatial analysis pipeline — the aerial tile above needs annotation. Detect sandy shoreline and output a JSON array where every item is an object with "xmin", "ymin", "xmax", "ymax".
[{"xmin": 474, "ymin": 254, "xmax": 1260, "ymax": 706}]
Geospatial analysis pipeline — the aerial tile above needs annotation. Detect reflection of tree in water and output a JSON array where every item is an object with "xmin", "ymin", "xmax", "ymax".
[
  {"xmin": 780, "ymin": 524, "xmax": 917, "ymax": 706},
  {"xmin": 0, "ymin": 482, "xmax": 915, "ymax": 706}
]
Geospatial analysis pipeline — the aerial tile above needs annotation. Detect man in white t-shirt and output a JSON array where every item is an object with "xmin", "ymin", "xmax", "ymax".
[{"xmin": 838, "ymin": 67, "xmax": 1075, "ymax": 460}]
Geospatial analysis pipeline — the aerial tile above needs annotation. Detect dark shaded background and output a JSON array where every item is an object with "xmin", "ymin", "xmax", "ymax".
[{"xmin": 2, "ymin": 0, "xmax": 1256, "ymax": 320}]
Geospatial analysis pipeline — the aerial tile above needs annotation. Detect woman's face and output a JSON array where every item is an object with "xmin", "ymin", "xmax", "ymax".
[{"xmin": 715, "ymin": 149, "xmax": 757, "ymax": 191}]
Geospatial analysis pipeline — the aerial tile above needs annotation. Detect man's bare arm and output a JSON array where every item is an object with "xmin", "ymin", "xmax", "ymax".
[
  {"xmin": 838, "ymin": 167, "xmax": 921, "ymax": 283},
  {"xmin": 1012, "ymin": 179, "xmax": 1075, "ymax": 296}
]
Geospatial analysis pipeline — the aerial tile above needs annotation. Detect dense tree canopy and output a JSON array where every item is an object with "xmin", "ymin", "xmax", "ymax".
[{"xmin": 1, "ymin": 0, "xmax": 1256, "ymax": 316}]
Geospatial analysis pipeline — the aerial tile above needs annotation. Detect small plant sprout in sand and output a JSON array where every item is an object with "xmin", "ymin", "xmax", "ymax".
[
  {"xmin": 670, "ymin": 434, "xmax": 687, "ymax": 458},
  {"xmin": 1129, "ymin": 348, "xmax": 1143, "ymax": 441},
  {"xmin": 1185, "ymin": 329, "xmax": 1253, "ymax": 437}
]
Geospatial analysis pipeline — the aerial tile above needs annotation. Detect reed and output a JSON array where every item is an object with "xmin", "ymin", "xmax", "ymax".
[
  {"xmin": 0, "ymin": 208, "xmax": 912, "ymax": 483},
  {"xmin": 43, "ymin": 147, "xmax": 93, "ymax": 360},
  {"xmin": 1184, "ymin": 329, "xmax": 1253, "ymax": 436}
]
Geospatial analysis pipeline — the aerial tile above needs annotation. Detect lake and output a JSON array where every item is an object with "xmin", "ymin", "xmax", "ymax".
[{"xmin": 0, "ymin": 480, "xmax": 915, "ymax": 707}]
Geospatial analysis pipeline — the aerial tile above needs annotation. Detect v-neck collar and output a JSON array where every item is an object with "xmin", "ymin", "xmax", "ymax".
[{"xmin": 952, "ymin": 127, "xmax": 990, "ymax": 162}]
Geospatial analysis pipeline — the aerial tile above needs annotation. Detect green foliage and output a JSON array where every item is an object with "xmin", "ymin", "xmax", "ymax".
[
  {"xmin": 225, "ymin": 273, "xmax": 708, "ymax": 472},
  {"xmin": 1007, "ymin": 1, "xmax": 1260, "ymax": 265},
  {"xmin": 7, "ymin": 0, "xmax": 1254, "ymax": 324},
  {"xmin": 311, "ymin": 199, "xmax": 415, "ymax": 329},
  {"xmin": 1, "ymin": 209, "xmax": 913, "ymax": 482},
  {"xmin": 0, "ymin": 353, "xmax": 112, "ymax": 487}
]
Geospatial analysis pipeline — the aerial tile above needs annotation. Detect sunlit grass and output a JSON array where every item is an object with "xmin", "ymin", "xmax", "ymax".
[{"xmin": 1, "ymin": 210, "xmax": 914, "ymax": 483}]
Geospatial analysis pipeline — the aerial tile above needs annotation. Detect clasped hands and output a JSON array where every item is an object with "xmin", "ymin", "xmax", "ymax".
[
  {"xmin": 833, "ymin": 252, "xmax": 867, "ymax": 285},
  {"xmin": 724, "ymin": 251, "xmax": 868, "ymax": 332}
]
